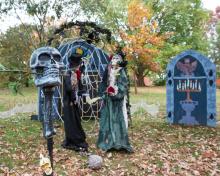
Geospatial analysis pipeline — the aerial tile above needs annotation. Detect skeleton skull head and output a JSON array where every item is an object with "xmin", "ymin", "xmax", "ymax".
[
  {"xmin": 111, "ymin": 54, "xmax": 122, "ymax": 68},
  {"xmin": 30, "ymin": 47, "xmax": 64, "ymax": 87}
]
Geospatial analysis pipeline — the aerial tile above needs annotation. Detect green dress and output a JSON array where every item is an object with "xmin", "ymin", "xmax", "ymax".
[{"xmin": 97, "ymin": 68, "xmax": 133, "ymax": 152}]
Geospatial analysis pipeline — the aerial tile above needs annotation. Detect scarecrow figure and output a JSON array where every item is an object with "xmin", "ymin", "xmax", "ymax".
[
  {"xmin": 61, "ymin": 47, "xmax": 88, "ymax": 152},
  {"xmin": 97, "ymin": 54, "xmax": 133, "ymax": 153}
]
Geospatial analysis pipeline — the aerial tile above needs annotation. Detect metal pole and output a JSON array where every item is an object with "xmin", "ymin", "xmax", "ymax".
[{"xmin": 43, "ymin": 87, "xmax": 55, "ymax": 176}]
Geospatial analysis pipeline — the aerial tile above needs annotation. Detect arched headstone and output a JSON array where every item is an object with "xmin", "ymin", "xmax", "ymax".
[{"xmin": 166, "ymin": 50, "xmax": 216, "ymax": 127}]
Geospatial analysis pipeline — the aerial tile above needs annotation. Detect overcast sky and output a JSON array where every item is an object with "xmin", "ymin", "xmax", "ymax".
[
  {"xmin": 0, "ymin": 0, "xmax": 219, "ymax": 33},
  {"xmin": 203, "ymin": 0, "xmax": 219, "ymax": 11}
]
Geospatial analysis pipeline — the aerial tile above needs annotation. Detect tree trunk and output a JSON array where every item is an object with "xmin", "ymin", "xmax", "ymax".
[
  {"xmin": 133, "ymin": 72, "xmax": 138, "ymax": 94},
  {"xmin": 136, "ymin": 73, "xmax": 145, "ymax": 87},
  {"xmin": 25, "ymin": 78, "xmax": 29, "ymax": 87}
]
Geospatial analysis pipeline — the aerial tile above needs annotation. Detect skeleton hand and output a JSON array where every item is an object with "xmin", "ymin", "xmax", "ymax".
[{"xmin": 86, "ymin": 96, "xmax": 101, "ymax": 104}]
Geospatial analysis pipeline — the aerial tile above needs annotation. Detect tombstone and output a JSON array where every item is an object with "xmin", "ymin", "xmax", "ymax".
[{"xmin": 166, "ymin": 50, "xmax": 216, "ymax": 127}]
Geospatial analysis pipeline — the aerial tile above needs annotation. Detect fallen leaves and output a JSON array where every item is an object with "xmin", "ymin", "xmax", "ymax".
[
  {"xmin": 202, "ymin": 150, "xmax": 217, "ymax": 159},
  {"xmin": 0, "ymin": 115, "xmax": 220, "ymax": 175}
]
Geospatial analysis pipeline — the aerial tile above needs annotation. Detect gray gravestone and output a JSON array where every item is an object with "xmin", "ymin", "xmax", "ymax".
[{"xmin": 166, "ymin": 50, "xmax": 216, "ymax": 127}]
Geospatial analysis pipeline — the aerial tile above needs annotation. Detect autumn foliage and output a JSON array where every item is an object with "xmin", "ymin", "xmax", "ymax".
[{"xmin": 120, "ymin": 0, "xmax": 166, "ymax": 86}]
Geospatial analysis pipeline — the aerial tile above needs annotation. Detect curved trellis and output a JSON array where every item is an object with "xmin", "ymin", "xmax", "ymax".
[
  {"xmin": 47, "ymin": 20, "xmax": 112, "ymax": 46},
  {"xmin": 58, "ymin": 39, "xmax": 110, "ymax": 123},
  {"xmin": 36, "ymin": 21, "xmax": 111, "ymax": 123}
]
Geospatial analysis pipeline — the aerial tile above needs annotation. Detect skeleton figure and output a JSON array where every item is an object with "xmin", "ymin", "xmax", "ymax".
[
  {"xmin": 97, "ymin": 54, "xmax": 133, "ymax": 153},
  {"xmin": 30, "ymin": 47, "xmax": 64, "ymax": 138},
  {"xmin": 107, "ymin": 55, "xmax": 122, "ymax": 96},
  {"xmin": 61, "ymin": 47, "xmax": 88, "ymax": 152}
]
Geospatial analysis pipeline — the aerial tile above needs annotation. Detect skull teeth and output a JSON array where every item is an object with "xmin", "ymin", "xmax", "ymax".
[{"xmin": 44, "ymin": 68, "xmax": 59, "ymax": 74}]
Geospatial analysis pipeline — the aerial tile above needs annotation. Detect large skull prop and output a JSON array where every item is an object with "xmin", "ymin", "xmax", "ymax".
[{"xmin": 30, "ymin": 47, "xmax": 64, "ymax": 87}]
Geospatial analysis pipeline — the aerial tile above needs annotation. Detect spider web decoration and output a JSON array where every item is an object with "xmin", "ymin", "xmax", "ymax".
[
  {"xmin": 36, "ymin": 21, "xmax": 111, "ymax": 123},
  {"xmin": 58, "ymin": 39, "xmax": 110, "ymax": 121},
  {"xmin": 59, "ymin": 39, "xmax": 109, "ymax": 76}
]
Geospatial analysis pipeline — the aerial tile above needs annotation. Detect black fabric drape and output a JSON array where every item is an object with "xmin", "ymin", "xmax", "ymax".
[{"xmin": 62, "ymin": 73, "xmax": 88, "ymax": 150}]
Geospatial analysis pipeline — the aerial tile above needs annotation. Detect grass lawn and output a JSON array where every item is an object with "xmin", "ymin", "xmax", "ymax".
[
  {"xmin": 130, "ymin": 87, "xmax": 220, "ymax": 121},
  {"xmin": 0, "ymin": 87, "xmax": 220, "ymax": 175},
  {"xmin": 1, "ymin": 86, "xmax": 220, "ymax": 119},
  {"xmin": 0, "ymin": 87, "xmax": 37, "ymax": 112}
]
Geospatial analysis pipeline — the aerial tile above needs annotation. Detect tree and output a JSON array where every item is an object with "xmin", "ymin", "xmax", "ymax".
[
  {"xmin": 80, "ymin": 0, "xmax": 211, "ymax": 89},
  {"xmin": 139, "ymin": 0, "xmax": 210, "ymax": 86},
  {"xmin": 208, "ymin": 6, "xmax": 220, "ymax": 66},
  {"xmin": 0, "ymin": 25, "xmax": 36, "ymax": 87},
  {"xmin": 144, "ymin": 0, "xmax": 213, "ymax": 86},
  {"xmin": 120, "ymin": 0, "xmax": 165, "ymax": 91},
  {"xmin": 80, "ymin": 0, "xmax": 130, "ymax": 34},
  {"xmin": 147, "ymin": 0, "xmax": 210, "ymax": 52},
  {"xmin": 0, "ymin": 0, "xmax": 80, "ymax": 46},
  {"xmin": 0, "ymin": 0, "xmax": 80, "ymax": 87}
]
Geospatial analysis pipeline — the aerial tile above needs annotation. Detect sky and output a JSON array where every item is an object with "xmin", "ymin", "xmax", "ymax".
[
  {"xmin": 0, "ymin": 0, "xmax": 219, "ymax": 33},
  {"xmin": 202, "ymin": 0, "xmax": 220, "ymax": 11}
]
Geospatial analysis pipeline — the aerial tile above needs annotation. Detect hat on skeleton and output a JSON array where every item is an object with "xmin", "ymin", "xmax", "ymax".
[{"xmin": 68, "ymin": 47, "xmax": 84, "ymax": 68}]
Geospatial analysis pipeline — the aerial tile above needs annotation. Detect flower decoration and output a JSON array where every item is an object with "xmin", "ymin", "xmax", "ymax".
[{"xmin": 107, "ymin": 86, "xmax": 115, "ymax": 94}]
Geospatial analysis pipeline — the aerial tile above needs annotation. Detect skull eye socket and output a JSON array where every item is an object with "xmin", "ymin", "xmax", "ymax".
[
  {"xmin": 53, "ymin": 54, "xmax": 61, "ymax": 62},
  {"xmin": 39, "ymin": 53, "xmax": 51, "ymax": 62},
  {"xmin": 36, "ymin": 67, "xmax": 44, "ymax": 73}
]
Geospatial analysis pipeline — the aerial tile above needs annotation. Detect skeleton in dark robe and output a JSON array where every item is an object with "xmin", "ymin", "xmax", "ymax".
[
  {"xmin": 97, "ymin": 54, "xmax": 133, "ymax": 153},
  {"xmin": 61, "ymin": 49, "xmax": 88, "ymax": 152}
]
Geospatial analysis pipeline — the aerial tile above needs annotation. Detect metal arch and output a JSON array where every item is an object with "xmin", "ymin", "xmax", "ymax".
[{"xmin": 58, "ymin": 39, "xmax": 109, "ymax": 75}]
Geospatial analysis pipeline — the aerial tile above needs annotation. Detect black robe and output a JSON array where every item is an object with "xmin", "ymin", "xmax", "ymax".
[{"xmin": 62, "ymin": 72, "xmax": 88, "ymax": 151}]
